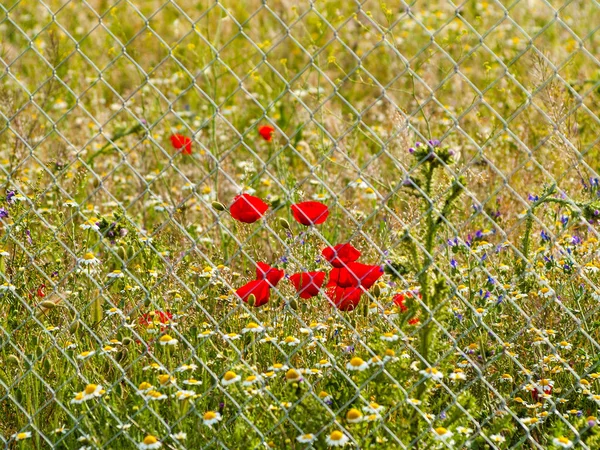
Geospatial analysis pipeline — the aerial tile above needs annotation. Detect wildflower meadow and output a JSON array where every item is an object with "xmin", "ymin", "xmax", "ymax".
[{"xmin": 2, "ymin": 0, "xmax": 600, "ymax": 448}]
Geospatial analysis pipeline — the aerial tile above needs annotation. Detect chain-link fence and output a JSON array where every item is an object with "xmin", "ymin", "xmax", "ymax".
[{"xmin": 2, "ymin": 0, "xmax": 600, "ymax": 448}]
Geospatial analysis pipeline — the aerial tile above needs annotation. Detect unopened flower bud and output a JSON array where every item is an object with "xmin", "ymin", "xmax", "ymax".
[
  {"xmin": 278, "ymin": 218, "xmax": 290, "ymax": 230},
  {"xmin": 247, "ymin": 294, "xmax": 256, "ymax": 307},
  {"xmin": 40, "ymin": 300, "xmax": 56, "ymax": 309},
  {"xmin": 372, "ymin": 284, "xmax": 381, "ymax": 298},
  {"xmin": 212, "ymin": 201, "xmax": 226, "ymax": 211}
]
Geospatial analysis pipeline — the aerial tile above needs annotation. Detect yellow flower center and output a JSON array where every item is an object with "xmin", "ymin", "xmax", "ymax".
[
  {"xmin": 346, "ymin": 408, "xmax": 362, "ymax": 420},
  {"xmin": 223, "ymin": 371, "xmax": 237, "ymax": 381},
  {"xmin": 329, "ymin": 431, "xmax": 344, "ymax": 441},
  {"xmin": 285, "ymin": 369, "xmax": 300, "ymax": 380},
  {"xmin": 349, "ymin": 357, "xmax": 364, "ymax": 367},
  {"xmin": 83, "ymin": 252, "xmax": 95, "ymax": 260},
  {"xmin": 159, "ymin": 335, "xmax": 173, "ymax": 343},
  {"xmin": 434, "ymin": 427, "xmax": 448, "ymax": 435},
  {"xmin": 158, "ymin": 375, "xmax": 171, "ymax": 385},
  {"xmin": 84, "ymin": 384, "xmax": 97, "ymax": 395},
  {"xmin": 204, "ymin": 411, "xmax": 216, "ymax": 421},
  {"xmin": 139, "ymin": 382, "xmax": 152, "ymax": 390},
  {"xmin": 558, "ymin": 437, "xmax": 570, "ymax": 444},
  {"xmin": 16, "ymin": 433, "xmax": 28, "ymax": 440},
  {"xmin": 246, "ymin": 322, "xmax": 259, "ymax": 329},
  {"xmin": 143, "ymin": 435, "xmax": 158, "ymax": 445}
]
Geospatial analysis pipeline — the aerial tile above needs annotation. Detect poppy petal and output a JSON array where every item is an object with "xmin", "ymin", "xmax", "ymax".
[
  {"xmin": 321, "ymin": 243, "xmax": 361, "ymax": 268},
  {"xmin": 290, "ymin": 201, "xmax": 329, "ymax": 226},
  {"xmin": 258, "ymin": 125, "xmax": 275, "ymax": 142},
  {"xmin": 230, "ymin": 194, "xmax": 269, "ymax": 224},
  {"xmin": 289, "ymin": 271, "xmax": 326, "ymax": 299},
  {"xmin": 236, "ymin": 279, "xmax": 271, "ymax": 307},
  {"xmin": 170, "ymin": 134, "xmax": 192, "ymax": 155},
  {"xmin": 256, "ymin": 262, "xmax": 285, "ymax": 287}
]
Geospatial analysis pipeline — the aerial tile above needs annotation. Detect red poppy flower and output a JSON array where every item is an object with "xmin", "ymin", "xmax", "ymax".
[
  {"xmin": 322, "ymin": 243, "xmax": 361, "ymax": 268},
  {"xmin": 229, "ymin": 194, "xmax": 269, "ymax": 223},
  {"xmin": 326, "ymin": 263, "xmax": 382, "ymax": 310},
  {"xmin": 393, "ymin": 294, "xmax": 408, "ymax": 312},
  {"xmin": 170, "ymin": 134, "xmax": 192, "ymax": 155},
  {"xmin": 256, "ymin": 262, "xmax": 285, "ymax": 287},
  {"xmin": 236, "ymin": 279, "xmax": 271, "ymax": 307},
  {"xmin": 326, "ymin": 285, "xmax": 363, "ymax": 311},
  {"xmin": 139, "ymin": 310, "xmax": 174, "ymax": 331},
  {"xmin": 289, "ymin": 271, "xmax": 326, "ymax": 299},
  {"xmin": 258, "ymin": 125, "xmax": 275, "ymax": 142},
  {"xmin": 328, "ymin": 263, "xmax": 382, "ymax": 289},
  {"xmin": 291, "ymin": 201, "xmax": 329, "ymax": 226},
  {"xmin": 36, "ymin": 284, "xmax": 46, "ymax": 298},
  {"xmin": 532, "ymin": 383, "xmax": 553, "ymax": 402},
  {"xmin": 408, "ymin": 317, "xmax": 420, "ymax": 325}
]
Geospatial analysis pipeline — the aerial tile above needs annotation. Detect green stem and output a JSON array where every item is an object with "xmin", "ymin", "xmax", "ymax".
[{"xmin": 86, "ymin": 123, "xmax": 144, "ymax": 167}]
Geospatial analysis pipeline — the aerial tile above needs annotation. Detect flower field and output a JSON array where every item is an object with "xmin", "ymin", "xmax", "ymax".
[{"xmin": 2, "ymin": 0, "xmax": 600, "ymax": 448}]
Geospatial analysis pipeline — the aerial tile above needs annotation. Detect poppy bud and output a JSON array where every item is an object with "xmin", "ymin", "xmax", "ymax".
[
  {"xmin": 247, "ymin": 294, "xmax": 256, "ymax": 307},
  {"xmin": 278, "ymin": 218, "xmax": 290, "ymax": 230},
  {"xmin": 372, "ymin": 284, "xmax": 381, "ymax": 298},
  {"xmin": 289, "ymin": 299, "xmax": 298, "ymax": 310},
  {"xmin": 212, "ymin": 201, "xmax": 226, "ymax": 211},
  {"xmin": 40, "ymin": 300, "xmax": 56, "ymax": 309}
]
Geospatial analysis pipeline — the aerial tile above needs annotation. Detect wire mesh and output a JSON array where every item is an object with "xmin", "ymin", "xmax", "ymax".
[{"xmin": 1, "ymin": 0, "xmax": 600, "ymax": 448}]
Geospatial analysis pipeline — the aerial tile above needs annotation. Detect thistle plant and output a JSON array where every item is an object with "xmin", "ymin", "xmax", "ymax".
[{"xmin": 387, "ymin": 140, "xmax": 464, "ymax": 368}]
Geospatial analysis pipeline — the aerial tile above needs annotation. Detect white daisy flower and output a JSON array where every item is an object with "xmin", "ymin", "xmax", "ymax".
[
  {"xmin": 172, "ymin": 432, "xmax": 187, "ymax": 441},
  {"xmin": 80, "ymin": 218, "xmax": 100, "ymax": 231},
  {"xmin": 380, "ymin": 332, "xmax": 399, "ymax": 342},
  {"xmin": 173, "ymin": 390, "xmax": 195, "ymax": 401},
  {"xmin": 12, "ymin": 431, "xmax": 32, "ymax": 441},
  {"xmin": 221, "ymin": 371, "xmax": 241, "ymax": 386},
  {"xmin": 420, "ymin": 367, "xmax": 444, "ymax": 381},
  {"xmin": 325, "ymin": 430, "xmax": 349, "ymax": 447},
  {"xmin": 346, "ymin": 357, "xmax": 369, "ymax": 371},
  {"xmin": 297, "ymin": 433, "xmax": 316, "ymax": 444},
  {"xmin": 80, "ymin": 252, "xmax": 100, "ymax": 265},
  {"xmin": 158, "ymin": 335, "xmax": 178, "ymax": 346},
  {"xmin": 432, "ymin": 427, "xmax": 453, "ymax": 440},
  {"xmin": 138, "ymin": 435, "xmax": 162, "ymax": 449},
  {"xmin": 490, "ymin": 434, "xmax": 506, "ymax": 444},
  {"xmin": 242, "ymin": 322, "xmax": 265, "ymax": 333},
  {"xmin": 203, "ymin": 411, "xmax": 222, "ymax": 426},
  {"xmin": 552, "ymin": 437, "xmax": 573, "ymax": 448}
]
